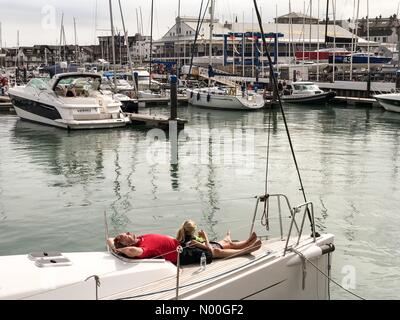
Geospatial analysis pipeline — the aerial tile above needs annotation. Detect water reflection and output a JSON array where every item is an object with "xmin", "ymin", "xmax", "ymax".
[{"xmin": 11, "ymin": 120, "xmax": 118, "ymax": 183}]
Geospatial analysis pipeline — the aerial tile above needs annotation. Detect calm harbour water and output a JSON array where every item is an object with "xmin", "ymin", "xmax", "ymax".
[{"xmin": 0, "ymin": 103, "xmax": 400, "ymax": 299}]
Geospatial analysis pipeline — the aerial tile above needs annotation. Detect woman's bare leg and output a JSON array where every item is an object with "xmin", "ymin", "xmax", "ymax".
[
  {"xmin": 211, "ymin": 239, "xmax": 262, "ymax": 259},
  {"xmin": 218, "ymin": 231, "xmax": 258, "ymax": 249}
]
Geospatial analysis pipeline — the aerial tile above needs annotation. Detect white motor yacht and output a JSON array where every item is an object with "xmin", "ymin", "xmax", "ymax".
[
  {"xmin": 8, "ymin": 73, "xmax": 130, "ymax": 129},
  {"xmin": 281, "ymin": 81, "xmax": 336, "ymax": 104},
  {"xmin": 373, "ymin": 93, "xmax": 400, "ymax": 113}
]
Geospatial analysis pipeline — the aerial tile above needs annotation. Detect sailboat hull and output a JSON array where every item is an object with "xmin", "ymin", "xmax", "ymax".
[
  {"xmin": 187, "ymin": 89, "xmax": 265, "ymax": 110},
  {"xmin": 281, "ymin": 91, "xmax": 336, "ymax": 104},
  {"xmin": 374, "ymin": 94, "xmax": 400, "ymax": 113}
]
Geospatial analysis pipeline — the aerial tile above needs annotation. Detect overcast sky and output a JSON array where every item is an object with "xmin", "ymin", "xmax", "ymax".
[{"xmin": 0, "ymin": 0, "xmax": 399, "ymax": 47}]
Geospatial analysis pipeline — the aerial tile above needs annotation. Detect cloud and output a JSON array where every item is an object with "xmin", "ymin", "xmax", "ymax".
[{"xmin": 0, "ymin": 0, "xmax": 398, "ymax": 47}]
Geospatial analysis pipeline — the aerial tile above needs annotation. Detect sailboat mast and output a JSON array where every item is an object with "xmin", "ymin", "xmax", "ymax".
[
  {"xmin": 317, "ymin": 0, "xmax": 320, "ymax": 81},
  {"xmin": 149, "ymin": 0, "xmax": 154, "ymax": 90},
  {"xmin": 275, "ymin": 4, "xmax": 279, "ymax": 74},
  {"xmin": 242, "ymin": 11, "xmax": 245, "ymax": 77},
  {"xmin": 252, "ymin": 8, "xmax": 255, "ymax": 78},
  {"xmin": 0, "ymin": 22, "xmax": 2, "ymax": 50},
  {"xmin": 367, "ymin": 0, "xmax": 370, "ymax": 75},
  {"xmin": 177, "ymin": 0, "xmax": 181, "ymax": 78},
  {"xmin": 324, "ymin": 0, "xmax": 329, "ymax": 46},
  {"xmin": 117, "ymin": 0, "xmax": 133, "ymax": 72},
  {"xmin": 208, "ymin": 0, "xmax": 215, "ymax": 87},
  {"xmin": 349, "ymin": 0, "xmax": 360, "ymax": 81},
  {"xmin": 309, "ymin": 0, "xmax": 312, "ymax": 53},
  {"xmin": 332, "ymin": 0, "xmax": 336, "ymax": 82},
  {"xmin": 302, "ymin": 1, "xmax": 305, "ymax": 64},
  {"xmin": 73, "ymin": 17, "xmax": 78, "ymax": 65},
  {"xmin": 59, "ymin": 12, "xmax": 64, "ymax": 63},
  {"xmin": 109, "ymin": 0, "xmax": 117, "ymax": 91}
]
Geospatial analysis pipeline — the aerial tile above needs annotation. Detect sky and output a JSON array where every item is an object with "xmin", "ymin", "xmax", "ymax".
[{"xmin": 0, "ymin": 0, "xmax": 399, "ymax": 47}]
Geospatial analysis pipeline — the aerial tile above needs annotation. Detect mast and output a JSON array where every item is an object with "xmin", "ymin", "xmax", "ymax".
[
  {"xmin": 140, "ymin": 7, "xmax": 144, "ymax": 36},
  {"xmin": 252, "ymin": 8, "xmax": 255, "ymax": 78},
  {"xmin": 135, "ymin": 9, "xmax": 141, "ymax": 64},
  {"xmin": 177, "ymin": 0, "xmax": 181, "ymax": 78},
  {"xmin": 15, "ymin": 30, "xmax": 19, "ymax": 69},
  {"xmin": 317, "ymin": 0, "xmax": 320, "ymax": 81},
  {"xmin": 208, "ymin": 0, "xmax": 215, "ymax": 87},
  {"xmin": 349, "ymin": 0, "xmax": 360, "ymax": 81},
  {"xmin": 117, "ymin": 0, "xmax": 133, "ymax": 72},
  {"xmin": 73, "ymin": 17, "xmax": 78, "ymax": 65},
  {"xmin": 109, "ymin": 0, "xmax": 117, "ymax": 91},
  {"xmin": 0, "ymin": 22, "xmax": 2, "ymax": 50},
  {"xmin": 332, "ymin": 0, "xmax": 336, "ymax": 82},
  {"xmin": 59, "ymin": 12, "xmax": 64, "ymax": 63},
  {"xmin": 242, "ymin": 11, "xmax": 245, "ymax": 77},
  {"xmin": 289, "ymin": 1, "xmax": 294, "ymax": 64},
  {"xmin": 275, "ymin": 4, "xmax": 279, "ymax": 74},
  {"xmin": 302, "ymin": 1, "xmax": 305, "ymax": 64},
  {"xmin": 149, "ymin": 0, "xmax": 154, "ymax": 90},
  {"xmin": 324, "ymin": 0, "xmax": 329, "ymax": 46},
  {"xmin": 367, "ymin": 0, "xmax": 370, "ymax": 75},
  {"xmin": 309, "ymin": 0, "xmax": 312, "ymax": 53}
]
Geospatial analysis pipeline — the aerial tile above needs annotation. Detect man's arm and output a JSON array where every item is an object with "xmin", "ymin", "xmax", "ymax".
[
  {"xmin": 107, "ymin": 238, "xmax": 116, "ymax": 252},
  {"xmin": 116, "ymin": 246, "xmax": 144, "ymax": 258}
]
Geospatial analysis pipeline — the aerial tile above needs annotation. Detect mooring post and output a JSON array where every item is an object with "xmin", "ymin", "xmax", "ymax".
[
  {"xmin": 367, "ymin": 72, "xmax": 371, "ymax": 98},
  {"xmin": 170, "ymin": 75, "xmax": 178, "ymax": 120},
  {"xmin": 396, "ymin": 70, "xmax": 400, "ymax": 91},
  {"xmin": 133, "ymin": 72, "xmax": 139, "ymax": 98}
]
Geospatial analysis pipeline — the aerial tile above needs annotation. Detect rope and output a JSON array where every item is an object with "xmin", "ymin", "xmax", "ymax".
[
  {"xmin": 127, "ymin": 195, "xmax": 257, "ymax": 211},
  {"xmin": 289, "ymin": 247, "xmax": 366, "ymax": 300},
  {"xmin": 188, "ymin": 0, "xmax": 210, "ymax": 77},
  {"xmin": 253, "ymin": 0, "xmax": 316, "ymax": 236}
]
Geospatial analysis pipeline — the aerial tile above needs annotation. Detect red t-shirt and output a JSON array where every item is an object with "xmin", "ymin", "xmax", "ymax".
[{"xmin": 136, "ymin": 234, "xmax": 179, "ymax": 264}]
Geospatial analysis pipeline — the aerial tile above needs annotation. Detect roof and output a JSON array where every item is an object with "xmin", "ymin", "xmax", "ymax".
[
  {"xmin": 277, "ymin": 12, "xmax": 319, "ymax": 21},
  {"xmin": 155, "ymin": 19, "xmax": 365, "ymax": 44}
]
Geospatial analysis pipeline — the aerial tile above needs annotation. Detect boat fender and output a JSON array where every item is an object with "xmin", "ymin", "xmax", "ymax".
[
  {"xmin": 286, "ymin": 245, "xmax": 322, "ymax": 266},
  {"xmin": 190, "ymin": 91, "xmax": 194, "ymax": 99},
  {"xmin": 207, "ymin": 93, "xmax": 211, "ymax": 102},
  {"xmin": 320, "ymin": 243, "xmax": 335, "ymax": 255},
  {"xmin": 197, "ymin": 92, "xmax": 201, "ymax": 101}
]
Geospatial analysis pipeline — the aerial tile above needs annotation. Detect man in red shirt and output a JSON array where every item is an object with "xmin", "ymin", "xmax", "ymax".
[{"xmin": 108, "ymin": 232, "xmax": 179, "ymax": 264}]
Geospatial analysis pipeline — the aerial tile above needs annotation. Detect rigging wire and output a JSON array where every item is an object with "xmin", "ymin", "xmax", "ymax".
[
  {"xmin": 252, "ymin": 0, "xmax": 318, "ymax": 237},
  {"xmin": 188, "ymin": 0, "xmax": 211, "ymax": 76}
]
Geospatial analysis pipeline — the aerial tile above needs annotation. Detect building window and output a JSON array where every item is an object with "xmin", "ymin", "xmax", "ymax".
[{"xmin": 382, "ymin": 37, "xmax": 387, "ymax": 42}]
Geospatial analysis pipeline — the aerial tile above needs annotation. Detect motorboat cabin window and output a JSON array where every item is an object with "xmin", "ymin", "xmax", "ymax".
[
  {"xmin": 293, "ymin": 84, "xmax": 320, "ymax": 92},
  {"xmin": 54, "ymin": 76, "xmax": 101, "ymax": 98},
  {"xmin": 27, "ymin": 78, "xmax": 48, "ymax": 91}
]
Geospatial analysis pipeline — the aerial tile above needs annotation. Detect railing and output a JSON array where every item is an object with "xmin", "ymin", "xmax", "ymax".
[{"xmin": 249, "ymin": 194, "xmax": 316, "ymax": 257}]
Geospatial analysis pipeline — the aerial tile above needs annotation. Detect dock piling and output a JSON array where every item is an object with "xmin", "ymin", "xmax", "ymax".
[{"xmin": 170, "ymin": 75, "xmax": 178, "ymax": 120}]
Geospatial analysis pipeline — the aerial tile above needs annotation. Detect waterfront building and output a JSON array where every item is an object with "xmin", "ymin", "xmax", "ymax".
[
  {"xmin": 97, "ymin": 33, "xmax": 152, "ymax": 66},
  {"xmin": 152, "ymin": 13, "xmax": 365, "ymax": 75}
]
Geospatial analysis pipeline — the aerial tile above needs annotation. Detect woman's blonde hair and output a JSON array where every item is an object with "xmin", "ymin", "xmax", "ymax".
[{"xmin": 176, "ymin": 220, "xmax": 197, "ymax": 242}]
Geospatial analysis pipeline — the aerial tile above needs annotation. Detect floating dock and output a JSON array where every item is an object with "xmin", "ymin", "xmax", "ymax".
[
  {"xmin": 0, "ymin": 98, "xmax": 13, "ymax": 112},
  {"xmin": 138, "ymin": 96, "xmax": 188, "ymax": 106},
  {"xmin": 127, "ymin": 113, "xmax": 187, "ymax": 130}
]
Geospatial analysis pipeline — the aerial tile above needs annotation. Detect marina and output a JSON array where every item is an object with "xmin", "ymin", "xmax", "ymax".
[{"xmin": 0, "ymin": 0, "xmax": 400, "ymax": 302}]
